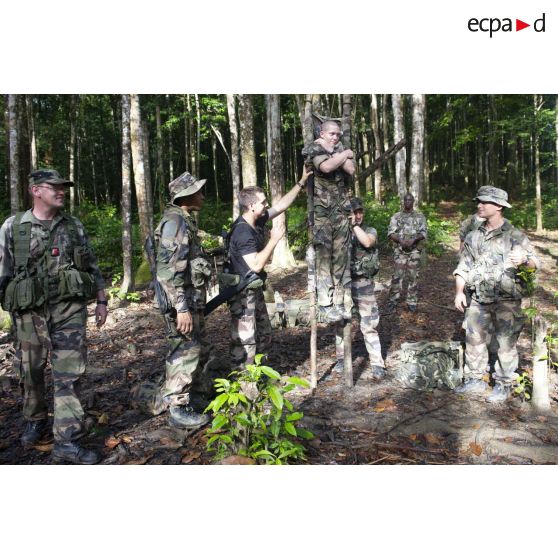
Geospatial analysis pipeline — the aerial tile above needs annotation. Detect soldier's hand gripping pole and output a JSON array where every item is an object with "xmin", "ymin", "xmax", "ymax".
[{"xmin": 306, "ymin": 172, "xmax": 318, "ymax": 390}]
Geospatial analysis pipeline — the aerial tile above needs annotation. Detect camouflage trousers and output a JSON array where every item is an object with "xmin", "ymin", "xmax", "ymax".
[
  {"xmin": 229, "ymin": 286, "xmax": 272, "ymax": 369},
  {"xmin": 336, "ymin": 278, "xmax": 384, "ymax": 366},
  {"xmin": 130, "ymin": 309, "xmax": 210, "ymax": 415},
  {"xmin": 463, "ymin": 298, "xmax": 525, "ymax": 385},
  {"xmin": 388, "ymin": 248, "xmax": 422, "ymax": 305},
  {"xmin": 12, "ymin": 300, "xmax": 88, "ymax": 442},
  {"xmin": 314, "ymin": 209, "xmax": 351, "ymax": 307}
]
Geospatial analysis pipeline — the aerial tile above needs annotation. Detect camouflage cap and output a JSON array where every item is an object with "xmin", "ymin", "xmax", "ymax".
[
  {"xmin": 168, "ymin": 172, "xmax": 206, "ymax": 202},
  {"xmin": 350, "ymin": 197, "xmax": 364, "ymax": 212},
  {"xmin": 474, "ymin": 185, "xmax": 511, "ymax": 208},
  {"xmin": 29, "ymin": 169, "xmax": 74, "ymax": 187}
]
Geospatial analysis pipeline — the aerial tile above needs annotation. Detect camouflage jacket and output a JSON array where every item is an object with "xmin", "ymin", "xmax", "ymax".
[
  {"xmin": 388, "ymin": 210, "xmax": 428, "ymax": 253},
  {"xmin": 454, "ymin": 219, "xmax": 539, "ymax": 302},
  {"xmin": 0, "ymin": 209, "xmax": 104, "ymax": 303},
  {"xmin": 302, "ymin": 141, "xmax": 350, "ymax": 211},
  {"xmin": 350, "ymin": 226, "xmax": 379, "ymax": 278},
  {"xmin": 459, "ymin": 214, "xmax": 485, "ymax": 242},
  {"xmin": 155, "ymin": 204, "xmax": 212, "ymax": 313}
]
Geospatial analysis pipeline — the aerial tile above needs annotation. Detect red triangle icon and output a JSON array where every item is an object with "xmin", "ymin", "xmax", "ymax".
[{"xmin": 516, "ymin": 19, "xmax": 530, "ymax": 31}]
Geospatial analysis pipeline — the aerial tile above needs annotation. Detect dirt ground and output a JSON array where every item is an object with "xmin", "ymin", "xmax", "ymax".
[{"xmin": 1, "ymin": 203, "xmax": 558, "ymax": 465}]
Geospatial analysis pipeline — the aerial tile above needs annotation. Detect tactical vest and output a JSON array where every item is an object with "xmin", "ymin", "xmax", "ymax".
[
  {"xmin": 393, "ymin": 211, "xmax": 426, "ymax": 252},
  {"xmin": 2, "ymin": 212, "xmax": 97, "ymax": 312},
  {"xmin": 154, "ymin": 206, "xmax": 212, "ymax": 291},
  {"xmin": 350, "ymin": 228, "xmax": 379, "ymax": 279}
]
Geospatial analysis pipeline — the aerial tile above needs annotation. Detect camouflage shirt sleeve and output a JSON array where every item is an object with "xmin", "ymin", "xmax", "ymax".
[
  {"xmin": 459, "ymin": 216, "xmax": 473, "ymax": 242},
  {"xmin": 157, "ymin": 216, "xmax": 190, "ymax": 313},
  {"xmin": 73, "ymin": 218, "xmax": 105, "ymax": 291},
  {"xmin": 453, "ymin": 238, "xmax": 473, "ymax": 281},
  {"xmin": 0, "ymin": 217, "xmax": 15, "ymax": 302},
  {"xmin": 387, "ymin": 213, "xmax": 400, "ymax": 236},
  {"xmin": 515, "ymin": 231, "xmax": 541, "ymax": 270}
]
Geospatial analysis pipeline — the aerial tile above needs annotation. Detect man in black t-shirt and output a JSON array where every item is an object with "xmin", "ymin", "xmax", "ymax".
[{"xmin": 228, "ymin": 168, "xmax": 310, "ymax": 369}]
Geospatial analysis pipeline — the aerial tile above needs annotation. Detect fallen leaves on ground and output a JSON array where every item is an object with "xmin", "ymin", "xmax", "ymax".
[
  {"xmin": 181, "ymin": 451, "xmax": 201, "ymax": 464},
  {"xmin": 34, "ymin": 443, "xmax": 54, "ymax": 452},
  {"xmin": 468, "ymin": 442, "xmax": 483, "ymax": 456},
  {"xmin": 374, "ymin": 399, "xmax": 397, "ymax": 412},
  {"xmin": 424, "ymin": 433, "xmax": 442, "ymax": 445},
  {"xmin": 105, "ymin": 436, "xmax": 121, "ymax": 449}
]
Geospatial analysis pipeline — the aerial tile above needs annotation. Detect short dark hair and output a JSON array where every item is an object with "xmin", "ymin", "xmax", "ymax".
[
  {"xmin": 321, "ymin": 120, "xmax": 340, "ymax": 132},
  {"xmin": 238, "ymin": 187, "xmax": 265, "ymax": 213}
]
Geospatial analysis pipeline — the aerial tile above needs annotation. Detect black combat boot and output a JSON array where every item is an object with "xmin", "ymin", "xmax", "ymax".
[
  {"xmin": 21, "ymin": 419, "xmax": 48, "ymax": 449},
  {"xmin": 52, "ymin": 441, "xmax": 101, "ymax": 465},
  {"xmin": 385, "ymin": 301, "xmax": 397, "ymax": 314},
  {"xmin": 407, "ymin": 303, "xmax": 417, "ymax": 313},
  {"xmin": 370, "ymin": 365, "xmax": 387, "ymax": 380},
  {"xmin": 455, "ymin": 379, "xmax": 488, "ymax": 394},
  {"xmin": 168, "ymin": 406, "xmax": 210, "ymax": 429},
  {"xmin": 487, "ymin": 383, "xmax": 512, "ymax": 403}
]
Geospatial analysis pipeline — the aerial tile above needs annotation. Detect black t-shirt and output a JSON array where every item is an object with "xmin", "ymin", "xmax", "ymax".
[{"xmin": 228, "ymin": 212, "xmax": 269, "ymax": 277}]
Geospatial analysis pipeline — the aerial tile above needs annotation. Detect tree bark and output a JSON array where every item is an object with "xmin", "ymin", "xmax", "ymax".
[
  {"xmin": 237, "ymin": 94, "xmax": 258, "ymax": 187},
  {"xmin": 392, "ymin": 94, "xmax": 407, "ymax": 199},
  {"xmin": 531, "ymin": 316, "xmax": 550, "ymax": 413},
  {"xmin": 370, "ymin": 94, "xmax": 383, "ymax": 201},
  {"xmin": 130, "ymin": 94, "xmax": 153, "ymax": 243},
  {"xmin": 120, "ymin": 95, "xmax": 134, "ymax": 296},
  {"xmin": 266, "ymin": 94, "xmax": 295, "ymax": 269},
  {"xmin": 69, "ymin": 95, "xmax": 78, "ymax": 211},
  {"xmin": 155, "ymin": 102, "xmax": 166, "ymax": 212},
  {"xmin": 533, "ymin": 94, "xmax": 543, "ymax": 232},
  {"xmin": 142, "ymin": 117, "xmax": 154, "ymax": 222},
  {"xmin": 26, "ymin": 95, "xmax": 37, "ymax": 170},
  {"xmin": 8, "ymin": 95, "xmax": 20, "ymax": 214},
  {"xmin": 195, "ymin": 93, "xmax": 201, "ymax": 177},
  {"xmin": 382, "ymin": 94, "xmax": 394, "ymax": 189},
  {"xmin": 226, "ymin": 94, "xmax": 241, "ymax": 220},
  {"xmin": 341, "ymin": 94, "xmax": 354, "ymax": 195},
  {"xmin": 409, "ymin": 94, "xmax": 426, "ymax": 204}
]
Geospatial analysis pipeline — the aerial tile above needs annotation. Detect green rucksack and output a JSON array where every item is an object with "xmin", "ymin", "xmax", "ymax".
[{"xmin": 396, "ymin": 341, "xmax": 464, "ymax": 391}]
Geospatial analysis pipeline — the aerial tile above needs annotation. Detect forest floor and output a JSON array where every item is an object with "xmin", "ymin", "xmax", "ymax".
[{"xmin": 1, "ymin": 202, "xmax": 558, "ymax": 465}]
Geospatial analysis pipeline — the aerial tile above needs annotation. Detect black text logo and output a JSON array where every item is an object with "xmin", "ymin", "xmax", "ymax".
[{"xmin": 468, "ymin": 13, "xmax": 546, "ymax": 37}]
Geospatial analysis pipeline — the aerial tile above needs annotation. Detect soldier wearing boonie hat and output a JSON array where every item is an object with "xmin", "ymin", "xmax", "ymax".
[
  {"xmin": 28, "ymin": 169, "xmax": 75, "ymax": 187},
  {"xmin": 131, "ymin": 171, "xmax": 213, "ymax": 429},
  {"xmin": 454, "ymin": 185, "xmax": 540, "ymax": 403}
]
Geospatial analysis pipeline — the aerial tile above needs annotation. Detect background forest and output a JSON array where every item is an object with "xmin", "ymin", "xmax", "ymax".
[{"xmin": 1, "ymin": 94, "xmax": 557, "ymax": 291}]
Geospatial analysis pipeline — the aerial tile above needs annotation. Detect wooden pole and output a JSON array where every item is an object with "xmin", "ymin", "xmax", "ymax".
[
  {"xmin": 531, "ymin": 316, "xmax": 550, "ymax": 413},
  {"xmin": 307, "ymin": 174, "xmax": 318, "ymax": 389}
]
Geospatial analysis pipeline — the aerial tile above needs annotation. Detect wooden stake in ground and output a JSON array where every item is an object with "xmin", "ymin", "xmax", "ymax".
[
  {"xmin": 531, "ymin": 316, "xmax": 551, "ymax": 413},
  {"xmin": 306, "ymin": 174, "xmax": 318, "ymax": 390}
]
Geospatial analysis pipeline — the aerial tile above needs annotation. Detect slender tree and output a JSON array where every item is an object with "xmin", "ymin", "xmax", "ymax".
[
  {"xmin": 130, "ymin": 94, "xmax": 153, "ymax": 242},
  {"xmin": 370, "ymin": 94, "xmax": 383, "ymax": 201},
  {"xmin": 155, "ymin": 102, "xmax": 166, "ymax": 212},
  {"xmin": 392, "ymin": 94, "xmax": 407, "ymax": 199},
  {"xmin": 266, "ymin": 94, "xmax": 295, "ymax": 268},
  {"xmin": 533, "ymin": 94, "xmax": 543, "ymax": 232},
  {"xmin": 69, "ymin": 95, "xmax": 78, "ymax": 211},
  {"xmin": 409, "ymin": 94, "xmax": 426, "ymax": 203},
  {"xmin": 226, "ymin": 94, "xmax": 241, "ymax": 219},
  {"xmin": 120, "ymin": 95, "xmax": 134, "ymax": 296},
  {"xmin": 8, "ymin": 94, "xmax": 19, "ymax": 214},
  {"xmin": 237, "ymin": 94, "xmax": 258, "ymax": 187}
]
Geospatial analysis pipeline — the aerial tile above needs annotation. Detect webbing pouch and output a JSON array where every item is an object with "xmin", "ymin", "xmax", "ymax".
[
  {"xmin": 73, "ymin": 246, "xmax": 92, "ymax": 271},
  {"xmin": 58, "ymin": 269, "xmax": 97, "ymax": 301},
  {"xmin": 2, "ymin": 276, "xmax": 45, "ymax": 312}
]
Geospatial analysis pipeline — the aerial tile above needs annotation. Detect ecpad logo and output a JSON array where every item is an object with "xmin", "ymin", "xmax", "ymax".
[{"xmin": 468, "ymin": 13, "xmax": 546, "ymax": 37}]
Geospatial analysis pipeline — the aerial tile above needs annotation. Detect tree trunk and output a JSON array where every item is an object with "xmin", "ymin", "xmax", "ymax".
[
  {"xmin": 382, "ymin": 94, "xmax": 394, "ymax": 189},
  {"xmin": 195, "ymin": 93, "xmax": 201, "ymax": 177},
  {"xmin": 26, "ymin": 95, "xmax": 37, "ymax": 170},
  {"xmin": 130, "ymin": 94, "xmax": 153, "ymax": 243},
  {"xmin": 531, "ymin": 316, "xmax": 550, "ymax": 413},
  {"xmin": 120, "ymin": 95, "xmax": 134, "ymax": 296},
  {"xmin": 341, "ymin": 94, "xmax": 354, "ymax": 195},
  {"xmin": 8, "ymin": 94, "xmax": 20, "ymax": 214},
  {"xmin": 142, "ymin": 118, "xmax": 154, "ymax": 222},
  {"xmin": 183, "ymin": 95, "xmax": 190, "ymax": 173},
  {"xmin": 533, "ymin": 95, "xmax": 543, "ymax": 232},
  {"xmin": 370, "ymin": 94, "xmax": 383, "ymax": 201},
  {"xmin": 237, "ymin": 94, "xmax": 258, "ymax": 187},
  {"xmin": 392, "ymin": 94, "xmax": 407, "ymax": 199},
  {"xmin": 266, "ymin": 94, "xmax": 295, "ymax": 269},
  {"xmin": 69, "ymin": 95, "xmax": 78, "ymax": 211},
  {"xmin": 555, "ymin": 96, "xmax": 558, "ymax": 186},
  {"xmin": 409, "ymin": 94, "xmax": 426, "ymax": 204},
  {"xmin": 226, "ymin": 94, "xmax": 241, "ymax": 220},
  {"xmin": 155, "ymin": 103, "xmax": 166, "ymax": 212}
]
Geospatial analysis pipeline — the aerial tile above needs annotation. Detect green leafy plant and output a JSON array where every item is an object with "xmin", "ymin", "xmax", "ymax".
[
  {"xmin": 205, "ymin": 355, "xmax": 313, "ymax": 464},
  {"xmin": 514, "ymin": 371, "xmax": 532, "ymax": 400},
  {"xmin": 107, "ymin": 273, "xmax": 140, "ymax": 302}
]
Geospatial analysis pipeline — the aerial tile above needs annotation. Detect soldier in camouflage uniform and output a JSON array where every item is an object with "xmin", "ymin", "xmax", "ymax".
[
  {"xmin": 0, "ymin": 169, "xmax": 107, "ymax": 464},
  {"xmin": 131, "ymin": 172, "xmax": 213, "ymax": 429},
  {"xmin": 334, "ymin": 198, "xmax": 386, "ymax": 379},
  {"xmin": 454, "ymin": 186, "xmax": 539, "ymax": 403},
  {"xmin": 386, "ymin": 193, "xmax": 427, "ymax": 313},
  {"xmin": 228, "ymin": 169, "xmax": 310, "ymax": 369},
  {"xmin": 302, "ymin": 121, "xmax": 355, "ymax": 323}
]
